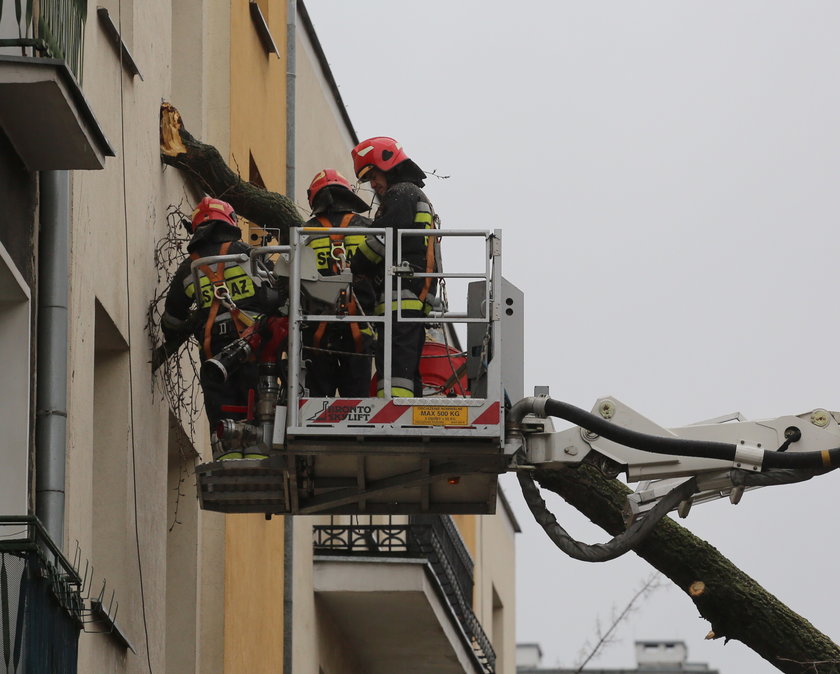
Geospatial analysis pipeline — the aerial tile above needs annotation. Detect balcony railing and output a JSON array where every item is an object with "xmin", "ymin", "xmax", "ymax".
[
  {"xmin": 313, "ymin": 515, "xmax": 496, "ymax": 673},
  {"xmin": 0, "ymin": 0, "xmax": 87, "ymax": 82},
  {"xmin": 0, "ymin": 516, "xmax": 83, "ymax": 674}
]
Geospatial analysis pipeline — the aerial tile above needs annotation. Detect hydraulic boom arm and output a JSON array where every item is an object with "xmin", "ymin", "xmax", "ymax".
[{"xmin": 508, "ymin": 394, "xmax": 840, "ymax": 523}]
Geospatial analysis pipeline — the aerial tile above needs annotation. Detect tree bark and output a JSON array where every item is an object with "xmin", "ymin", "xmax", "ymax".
[
  {"xmin": 159, "ymin": 102, "xmax": 303, "ymax": 242},
  {"xmin": 534, "ymin": 464, "xmax": 840, "ymax": 673}
]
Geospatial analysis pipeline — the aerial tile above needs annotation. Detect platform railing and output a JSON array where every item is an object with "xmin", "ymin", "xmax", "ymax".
[
  {"xmin": 313, "ymin": 515, "xmax": 496, "ymax": 673},
  {"xmin": 286, "ymin": 226, "xmax": 502, "ymax": 420}
]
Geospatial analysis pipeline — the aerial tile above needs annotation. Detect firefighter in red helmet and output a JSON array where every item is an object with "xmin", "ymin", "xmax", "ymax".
[
  {"xmin": 349, "ymin": 138, "xmax": 439, "ymax": 398},
  {"xmin": 300, "ymin": 169, "xmax": 375, "ymax": 396},
  {"xmin": 162, "ymin": 196, "xmax": 279, "ymax": 459}
]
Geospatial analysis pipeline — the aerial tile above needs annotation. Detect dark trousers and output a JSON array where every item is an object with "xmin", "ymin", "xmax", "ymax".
[
  {"xmin": 304, "ymin": 325, "xmax": 373, "ymax": 397},
  {"xmin": 374, "ymin": 309, "xmax": 425, "ymax": 397}
]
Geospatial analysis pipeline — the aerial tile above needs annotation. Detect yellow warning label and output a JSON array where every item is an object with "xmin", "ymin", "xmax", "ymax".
[{"xmin": 412, "ymin": 406, "xmax": 469, "ymax": 426}]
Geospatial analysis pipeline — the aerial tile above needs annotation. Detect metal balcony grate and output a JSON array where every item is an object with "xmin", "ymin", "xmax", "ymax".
[
  {"xmin": 0, "ymin": 516, "xmax": 82, "ymax": 674},
  {"xmin": 313, "ymin": 516, "xmax": 496, "ymax": 673}
]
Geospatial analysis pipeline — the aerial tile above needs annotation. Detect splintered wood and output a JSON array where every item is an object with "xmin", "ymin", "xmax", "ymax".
[{"xmin": 160, "ymin": 102, "xmax": 187, "ymax": 157}]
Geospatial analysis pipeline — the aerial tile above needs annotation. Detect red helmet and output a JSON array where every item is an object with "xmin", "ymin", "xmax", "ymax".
[
  {"xmin": 307, "ymin": 169, "xmax": 353, "ymax": 207},
  {"xmin": 190, "ymin": 197, "xmax": 237, "ymax": 231},
  {"xmin": 351, "ymin": 137, "xmax": 411, "ymax": 180}
]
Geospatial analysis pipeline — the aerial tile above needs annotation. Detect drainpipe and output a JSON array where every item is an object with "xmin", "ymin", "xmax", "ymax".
[
  {"xmin": 35, "ymin": 169, "xmax": 70, "ymax": 549},
  {"xmin": 285, "ymin": 0, "xmax": 296, "ymax": 199},
  {"xmin": 284, "ymin": 5, "xmax": 296, "ymax": 673}
]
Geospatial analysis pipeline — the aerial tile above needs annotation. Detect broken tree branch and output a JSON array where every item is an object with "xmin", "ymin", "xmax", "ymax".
[
  {"xmin": 159, "ymin": 102, "xmax": 303, "ymax": 243},
  {"xmin": 534, "ymin": 464, "xmax": 840, "ymax": 673}
]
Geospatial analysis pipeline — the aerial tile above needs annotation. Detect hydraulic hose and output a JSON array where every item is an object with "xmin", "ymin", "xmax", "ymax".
[
  {"xmin": 730, "ymin": 467, "xmax": 832, "ymax": 488},
  {"xmin": 517, "ymin": 470, "xmax": 698, "ymax": 562},
  {"xmin": 512, "ymin": 397, "xmax": 840, "ymax": 471},
  {"xmin": 512, "ymin": 397, "xmax": 839, "ymax": 562}
]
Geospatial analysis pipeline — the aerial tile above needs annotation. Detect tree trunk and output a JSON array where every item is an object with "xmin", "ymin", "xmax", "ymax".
[
  {"xmin": 534, "ymin": 464, "xmax": 840, "ymax": 673},
  {"xmin": 159, "ymin": 102, "xmax": 303, "ymax": 242}
]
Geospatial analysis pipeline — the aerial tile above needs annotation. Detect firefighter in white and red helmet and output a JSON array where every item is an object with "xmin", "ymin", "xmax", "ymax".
[
  {"xmin": 162, "ymin": 197, "xmax": 278, "ymax": 459},
  {"xmin": 349, "ymin": 137, "xmax": 439, "ymax": 398},
  {"xmin": 300, "ymin": 169, "xmax": 375, "ymax": 396}
]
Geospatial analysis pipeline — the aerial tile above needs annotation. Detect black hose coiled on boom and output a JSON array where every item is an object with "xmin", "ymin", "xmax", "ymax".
[
  {"xmin": 542, "ymin": 398, "xmax": 840, "ymax": 471},
  {"xmin": 513, "ymin": 397, "xmax": 839, "ymax": 562},
  {"xmin": 517, "ymin": 470, "xmax": 697, "ymax": 562}
]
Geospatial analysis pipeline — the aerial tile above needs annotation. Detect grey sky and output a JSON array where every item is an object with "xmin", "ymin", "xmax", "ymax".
[{"xmin": 305, "ymin": 2, "xmax": 840, "ymax": 670}]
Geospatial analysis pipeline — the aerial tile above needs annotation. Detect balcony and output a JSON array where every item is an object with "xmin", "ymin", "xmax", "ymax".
[
  {"xmin": 0, "ymin": 517, "xmax": 83, "ymax": 674},
  {"xmin": 313, "ymin": 515, "xmax": 495, "ymax": 674},
  {"xmin": 0, "ymin": 0, "xmax": 113, "ymax": 170}
]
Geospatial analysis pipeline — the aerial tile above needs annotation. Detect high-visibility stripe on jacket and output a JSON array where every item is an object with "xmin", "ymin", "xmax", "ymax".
[
  {"xmin": 186, "ymin": 242, "xmax": 262, "ymax": 357},
  {"xmin": 413, "ymin": 201, "xmax": 438, "ymax": 304},
  {"xmin": 183, "ymin": 262, "xmax": 257, "ymax": 309},
  {"xmin": 356, "ymin": 233, "xmax": 385, "ymax": 266},
  {"xmin": 355, "ymin": 201, "xmax": 436, "ymax": 268},
  {"xmin": 304, "ymin": 212, "xmax": 370, "ymax": 352},
  {"xmin": 307, "ymin": 213, "xmax": 367, "ymax": 273}
]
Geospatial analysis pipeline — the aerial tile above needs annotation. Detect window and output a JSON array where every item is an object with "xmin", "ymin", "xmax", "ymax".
[{"xmin": 0, "ymin": 243, "xmax": 30, "ymax": 515}]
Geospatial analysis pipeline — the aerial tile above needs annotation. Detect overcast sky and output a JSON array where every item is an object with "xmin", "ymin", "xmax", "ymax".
[{"xmin": 305, "ymin": 3, "xmax": 840, "ymax": 671}]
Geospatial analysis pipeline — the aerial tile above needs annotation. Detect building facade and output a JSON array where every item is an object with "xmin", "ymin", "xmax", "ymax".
[{"xmin": 0, "ymin": 1, "xmax": 516, "ymax": 673}]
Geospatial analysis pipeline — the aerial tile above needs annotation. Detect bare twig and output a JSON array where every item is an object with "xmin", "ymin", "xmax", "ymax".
[
  {"xmin": 575, "ymin": 572, "xmax": 664, "ymax": 672},
  {"xmin": 147, "ymin": 204, "xmax": 204, "ymax": 529},
  {"xmin": 424, "ymin": 168, "xmax": 451, "ymax": 180}
]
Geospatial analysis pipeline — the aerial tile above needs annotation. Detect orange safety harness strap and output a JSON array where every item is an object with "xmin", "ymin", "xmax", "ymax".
[
  {"xmin": 312, "ymin": 213, "xmax": 364, "ymax": 352},
  {"xmin": 417, "ymin": 214, "xmax": 438, "ymax": 304},
  {"xmin": 191, "ymin": 241, "xmax": 248, "ymax": 357}
]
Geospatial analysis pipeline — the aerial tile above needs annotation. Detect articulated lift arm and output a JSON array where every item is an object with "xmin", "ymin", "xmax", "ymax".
[{"xmin": 506, "ymin": 394, "xmax": 840, "ymax": 560}]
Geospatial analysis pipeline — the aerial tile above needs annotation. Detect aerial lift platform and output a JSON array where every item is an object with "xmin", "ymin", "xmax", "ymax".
[
  {"xmin": 191, "ymin": 225, "xmax": 840, "ymax": 529},
  {"xmin": 194, "ymin": 226, "xmax": 520, "ymax": 516}
]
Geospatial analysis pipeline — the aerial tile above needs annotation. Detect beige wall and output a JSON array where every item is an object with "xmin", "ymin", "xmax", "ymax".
[
  {"xmin": 67, "ymin": 0, "xmax": 233, "ymax": 671},
  {"xmin": 474, "ymin": 495, "xmax": 518, "ymax": 674},
  {"xmin": 454, "ymin": 502, "xmax": 518, "ymax": 674},
  {"xmin": 69, "ymin": 0, "xmax": 173, "ymax": 669}
]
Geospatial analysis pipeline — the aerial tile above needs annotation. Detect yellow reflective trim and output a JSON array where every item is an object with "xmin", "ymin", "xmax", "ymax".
[
  {"xmin": 307, "ymin": 238, "xmax": 331, "ymax": 248},
  {"xmin": 308, "ymin": 236, "xmax": 365, "ymax": 270},
  {"xmin": 374, "ymin": 299, "xmax": 425, "ymax": 314},
  {"xmin": 414, "ymin": 212, "xmax": 433, "ymax": 224},
  {"xmin": 243, "ymin": 451, "xmax": 268, "ymax": 459},
  {"xmin": 359, "ymin": 239, "xmax": 383, "ymax": 264},
  {"xmin": 186, "ymin": 266, "xmax": 256, "ymax": 308},
  {"xmin": 306, "ymin": 234, "xmax": 366, "ymax": 248},
  {"xmin": 377, "ymin": 387, "xmax": 414, "ymax": 398},
  {"xmin": 343, "ymin": 234, "xmax": 366, "ymax": 246}
]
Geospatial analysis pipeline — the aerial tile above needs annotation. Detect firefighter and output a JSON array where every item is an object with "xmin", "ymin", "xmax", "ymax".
[
  {"xmin": 349, "ymin": 137, "xmax": 438, "ymax": 398},
  {"xmin": 301, "ymin": 169, "xmax": 375, "ymax": 396},
  {"xmin": 162, "ymin": 197, "xmax": 278, "ymax": 459}
]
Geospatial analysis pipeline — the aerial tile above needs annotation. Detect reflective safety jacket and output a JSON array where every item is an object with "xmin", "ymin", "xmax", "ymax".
[
  {"xmin": 162, "ymin": 221, "xmax": 273, "ymax": 356},
  {"xmin": 350, "ymin": 180, "xmax": 439, "ymax": 315},
  {"xmin": 302, "ymin": 211, "xmax": 374, "ymax": 350},
  {"xmin": 304, "ymin": 211, "xmax": 372, "ymax": 275}
]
